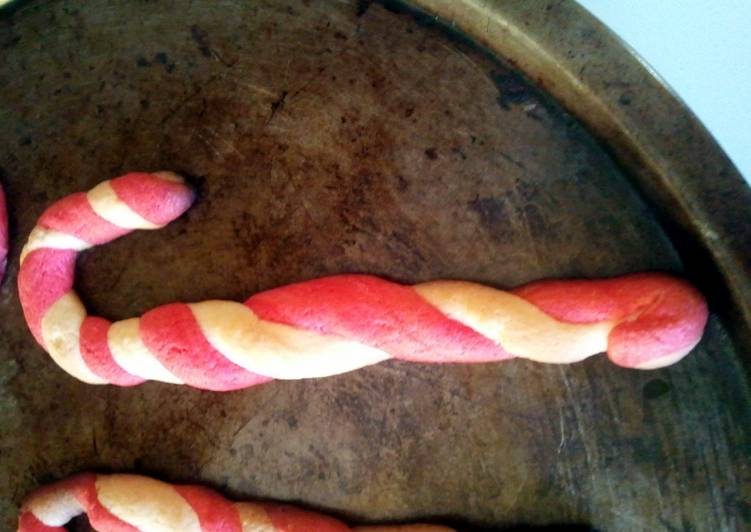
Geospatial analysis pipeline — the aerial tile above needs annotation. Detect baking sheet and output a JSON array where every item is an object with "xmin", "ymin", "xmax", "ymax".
[{"xmin": 0, "ymin": 1, "xmax": 748, "ymax": 529}]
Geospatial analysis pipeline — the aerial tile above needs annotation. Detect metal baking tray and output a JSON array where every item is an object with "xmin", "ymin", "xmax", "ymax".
[{"xmin": 1, "ymin": 1, "xmax": 749, "ymax": 529}]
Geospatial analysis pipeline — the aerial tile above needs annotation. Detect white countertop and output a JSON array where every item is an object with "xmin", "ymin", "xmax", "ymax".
[{"xmin": 577, "ymin": 1, "xmax": 750, "ymax": 184}]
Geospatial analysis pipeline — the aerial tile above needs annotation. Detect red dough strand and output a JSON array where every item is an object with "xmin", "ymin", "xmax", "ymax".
[
  {"xmin": 263, "ymin": 504, "xmax": 351, "ymax": 532},
  {"xmin": 38, "ymin": 192, "xmax": 129, "ymax": 245},
  {"xmin": 17, "ymin": 172, "xmax": 709, "ymax": 390},
  {"xmin": 140, "ymin": 303, "xmax": 271, "ymax": 391},
  {"xmin": 18, "ymin": 248, "xmax": 77, "ymax": 346},
  {"xmin": 79, "ymin": 317, "xmax": 144, "ymax": 386},
  {"xmin": 70, "ymin": 474, "xmax": 139, "ymax": 532},
  {"xmin": 18, "ymin": 473, "xmax": 452, "ymax": 531},
  {"xmin": 512, "ymin": 273, "xmax": 708, "ymax": 368},
  {"xmin": 246, "ymin": 275, "xmax": 509, "ymax": 363},
  {"xmin": 172, "ymin": 485, "xmax": 243, "ymax": 532},
  {"xmin": 109, "ymin": 171, "xmax": 195, "ymax": 225},
  {"xmin": 17, "ymin": 513, "xmax": 59, "ymax": 532},
  {"xmin": 0, "ymin": 182, "xmax": 8, "ymax": 284},
  {"xmin": 17, "ymin": 473, "xmax": 137, "ymax": 532}
]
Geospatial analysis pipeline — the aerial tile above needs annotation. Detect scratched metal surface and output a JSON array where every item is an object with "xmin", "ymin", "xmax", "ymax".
[{"xmin": 0, "ymin": 1, "xmax": 749, "ymax": 530}]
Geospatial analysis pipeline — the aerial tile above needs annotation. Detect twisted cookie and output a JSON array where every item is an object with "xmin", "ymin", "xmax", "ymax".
[
  {"xmin": 18, "ymin": 172, "xmax": 708, "ymax": 390},
  {"xmin": 0, "ymin": 182, "xmax": 7, "ymax": 283},
  {"xmin": 18, "ymin": 473, "xmax": 453, "ymax": 531}
]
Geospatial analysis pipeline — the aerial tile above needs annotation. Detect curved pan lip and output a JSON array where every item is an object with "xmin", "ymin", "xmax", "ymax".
[{"xmin": 409, "ymin": 0, "xmax": 751, "ymax": 361}]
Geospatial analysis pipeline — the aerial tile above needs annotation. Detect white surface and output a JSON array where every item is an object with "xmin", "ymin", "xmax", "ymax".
[{"xmin": 577, "ymin": 1, "xmax": 751, "ymax": 183}]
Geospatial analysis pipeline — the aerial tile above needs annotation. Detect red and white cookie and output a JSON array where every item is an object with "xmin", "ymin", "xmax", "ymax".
[
  {"xmin": 0, "ymin": 182, "xmax": 7, "ymax": 284},
  {"xmin": 18, "ymin": 172, "xmax": 709, "ymax": 390},
  {"xmin": 17, "ymin": 473, "xmax": 453, "ymax": 531}
]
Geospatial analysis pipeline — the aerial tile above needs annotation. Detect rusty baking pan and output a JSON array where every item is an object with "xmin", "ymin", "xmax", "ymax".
[{"xmin": 1, "ymin": 0, "xmax": 749, "ymax": 530}]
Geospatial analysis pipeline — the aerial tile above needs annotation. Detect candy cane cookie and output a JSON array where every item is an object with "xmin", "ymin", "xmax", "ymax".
[
  {"xmin": 17, "ymin": 473, "xmax": 453, "ymax": 532},
  {"xmin": 0, "ymin": 182, "xmax": 8, "ymax": 284},
  {"xmin": 18, "ymin": 172, "xmax": 709, "ymax": 390}
]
